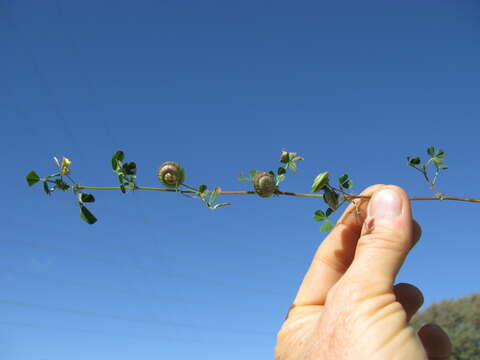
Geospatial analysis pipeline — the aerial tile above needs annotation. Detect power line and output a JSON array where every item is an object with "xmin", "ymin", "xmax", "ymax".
[
  {"xmin": 5, "ymin": 1, "xmax": 307, "ymax": 278},
  {"xmin": 5, "ymin": 237, "xmax": 284, "ymax": 296},
  {"xmin": 0, "ymin": 298, "xmax": 274, "ymax": 336},
  {"xmin": 3, "ymin": 3, "xmax": 87, "ymax": 166},
  {"xmin": 0, "ymin": 320, "xmax": 272, "ymax": 347},
  {"xmin": 0, "ymin": 267, "xmax": 273, "ymax": 315},
  {"xmin": 54, "ymin": 0, "xmax": 121, "ymax": 149}
]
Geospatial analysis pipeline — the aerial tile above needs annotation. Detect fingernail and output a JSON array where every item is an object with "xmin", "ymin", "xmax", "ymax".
[{"xmin": 369, "ymin": 189, "xmax": 403, "ymax": 219}]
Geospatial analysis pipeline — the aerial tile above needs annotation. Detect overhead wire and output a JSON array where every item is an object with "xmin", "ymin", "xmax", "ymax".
[
  {"xmin": 0, "ymin": 267, "xmax": 275, "ymax": 315},
  {"xmin": 3, "ymin": 0, "xmax": 279, "ymax": 303},
  {"xmin": 49, "ymin": 0, "xmax": 301, "ymax": 302},
  {"xmin": 0, "ymin": 320, "xmax": 272, "ymax": 347},
  {"xmin": 4, "ymin": 237, "xmax": 285, "ymax": 296},
  {"xmin": 3, "ymin": 2, "xmax": 88, "ymax": 167},
  {"xmin": 3, "ymin": 3, "xmax": 298, "ymax": 350},
  {"xmin": 0, "ymin": 298, "xmax": 274, "ymax": 336},
  {"xmin": 6, "ymin": 0, "xmax": 306, "ymax": 296}
]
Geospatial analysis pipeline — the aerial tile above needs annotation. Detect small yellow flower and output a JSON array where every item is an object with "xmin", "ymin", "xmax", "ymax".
[{"xmin": 54, "ymin": 156, "xmax": 72, "ymax": 176}]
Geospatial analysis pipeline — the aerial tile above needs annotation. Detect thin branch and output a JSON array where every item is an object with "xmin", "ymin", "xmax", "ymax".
[{"xmin": 74, "ymin": 185, "xmax": 480, "ymax": 203}]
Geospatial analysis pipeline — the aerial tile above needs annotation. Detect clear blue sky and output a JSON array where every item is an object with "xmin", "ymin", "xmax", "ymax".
[{"xmin": 2, "ymin": 0, "xmax": 479, "ymax": 359}]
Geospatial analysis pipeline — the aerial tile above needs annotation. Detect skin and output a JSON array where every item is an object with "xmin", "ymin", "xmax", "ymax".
[{"xmin": 275, "ymin": 185, "xmax": 452, "ymax": 360}]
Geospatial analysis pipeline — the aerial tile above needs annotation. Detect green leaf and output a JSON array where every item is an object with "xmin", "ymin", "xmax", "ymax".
[
  {"xmin": 324, "ymin": 188, "xmax": 339, "ymax": 210},
  {"xmin": 122, "ymin": 162, "xmax": 137, "ymax": 175},
  {"xmin": 427, "ymin": 146, "xmax": 435, "ymax": 156},
  {"xmin": 237, "ymin": 175, "xmax": 250, "ymax": 182},
  {"xmin": 111, "ymin": 150, "xmax": 124, "ymax": 170},
  {"xmin": 120, "ymin": 184, "xmax": 126, "ymax": 194},
  {"xmin": 432, "ymin": 156, "xmax": 444, "ymax": 165},
  {"xmin": 26, "ymin": 171, "xmax": 40, "ymax": 186},
  {"xmin": 338, "ymin": 173, "xmax": 352, "ymax": 188},
  {"xmin": 198, "ymin": 184, "xmax": 207, "ymax": 193},
  {"xmin": 325, "ymin": 208, "xmax": 334, "ymax": 217},
  {"xmin": 80, "ymin": 205, "xmax": 97, "ymax": 224},
  {"xmin": 320, "ymin": 220, "xmax": 334, "ymax": 232},
  {"xmin": 293, "ymin": 156, "xmax": 304, "ymax": 162},
  {"xmin": 288, "ymin": 152, "xmax": 297, "ymax": 161},
  {"xmin": 80, "ymin": 193, "xmax": 95, "ymax": 203},
  {"xmin": 343, "ymin": 180, "xmax": 353, "ymax": 189},
  {"xmin": 209, "ymin": 187, "xmax": 220, "ymax": 204},
  {"xmin": 435, "ymin": 149, "xmax": 444, "ymax": 158},
  {"xmin": 409, "ymin": 157, "xmax": 421, "ymax": 166},
  {"xmin": 248, "ymin": 170, "xmax": 258, "ymax": 179},
  {"xmin": 313, "ymin": 210, "xmax": 325, "ymax": 221},
  {"xmin": 338, "ymin": 174, "xmax": 348, "ymax": 185},
  {"xmin": 439, "ymin": 165, "xmax": 448, "ymax": 169},
  {"xmin": 43, "ymin": 181, "xmax": 51, "ymax": 195},
  {"xmin": 288, "ymin": 162, "xmax": 297, "ymax": 173},
  {"xmin": 311, "ymin": 172, "xmax": 329, "ymax": 193},
  {"xmin": 277, "ymin": 167, "xmax": 286, "ymax": 175}
]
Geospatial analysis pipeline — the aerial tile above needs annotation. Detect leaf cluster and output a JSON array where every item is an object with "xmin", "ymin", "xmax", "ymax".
[
  {"xmin": 25, "ymin": 170, "xmax": 71, "ymax": 196},
  {"xmin": 196, "ymin": 185, "xmax": 231, "ymax": 210},
  {"xmin": 26, "ymin": 159, "xmax": 98, "ymax": 224},
  {"xmin": 311, "ymin": 172, "xmax": 354, "ymax": 232},
  {"xmin": 407, "ymin": 146, "xmax": 447, "ymax": 197},
  {"xmin": 112, "ymin": 150, "xmax": 137, "ymax": 193},
  {"xmin": 407, "ymin": 146, "xmax": 447, "ymax": 170}
]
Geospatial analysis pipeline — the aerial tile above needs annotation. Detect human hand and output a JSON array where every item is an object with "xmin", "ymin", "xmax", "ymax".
[{"xmin": 275, "ymin": 185, "xmax": 452, "ymax": 360}]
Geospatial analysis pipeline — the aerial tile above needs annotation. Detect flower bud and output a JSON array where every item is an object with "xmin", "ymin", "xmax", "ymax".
[{"xmin": 280, "ymin": 150, "xmax": 289, "ymax": 164}]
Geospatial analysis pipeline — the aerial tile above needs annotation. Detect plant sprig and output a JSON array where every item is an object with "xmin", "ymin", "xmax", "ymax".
[
  {"xmin": 407, "ymin": 146, "xmax": 447, "ymax": 198},
  {"xmin": 25, "ymin": 146, "xmax": 480, "ymax": 230}
]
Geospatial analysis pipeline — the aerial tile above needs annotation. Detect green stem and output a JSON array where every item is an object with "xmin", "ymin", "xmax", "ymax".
[{"xmin": 72, "ymin": 185, "xmax": 480, "ymax": 203}]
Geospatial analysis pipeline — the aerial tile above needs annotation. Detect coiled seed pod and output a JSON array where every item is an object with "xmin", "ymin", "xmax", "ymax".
[
  {"xmin": 253, "ymin": 172, "xmax": 276, "ymax": 198},
  {"xmin": 157, "ymin": 162, "xmax": 185, "ymax": 188}
]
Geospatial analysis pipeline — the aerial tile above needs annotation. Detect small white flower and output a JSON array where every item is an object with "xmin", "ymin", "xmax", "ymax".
[{"xmin": 54, "ymin": 156, "xmax": 72, "ymax": 176}]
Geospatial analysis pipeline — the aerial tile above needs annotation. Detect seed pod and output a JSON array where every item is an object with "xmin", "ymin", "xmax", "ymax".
[
  {"xmin": 157, "ymin": 161, "xmax": 185, "ymax": 188},
  {"xmin": 253, "ymin": 172, "xmax": 276, "ymax": 198}
]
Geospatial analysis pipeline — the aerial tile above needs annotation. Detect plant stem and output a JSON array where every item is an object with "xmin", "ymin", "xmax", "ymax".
[{"xmin": 74, "ymin": 185, "xmax": 480, "ymax": 203}]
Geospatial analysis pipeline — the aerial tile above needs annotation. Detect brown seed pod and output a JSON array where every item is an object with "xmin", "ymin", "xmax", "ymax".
[
  {"xmin": 157, "ymin": 161, "xmax": 185, "ymax": 188},
  {"xmin": 253, "ymin": 172, "xmax": 277, "ymax": 198}
]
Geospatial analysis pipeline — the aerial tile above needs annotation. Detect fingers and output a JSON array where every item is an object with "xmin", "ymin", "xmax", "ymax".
[
  {"xmin": 394, "ymin": 283, "xmax": 450, "ymax": 359},
  {"xmin": 347, "ymin": 185, "xmax": 415, "ymax": 288},
  {"xmin": 393, "ymin": 283, "xmax": 424, "ymax": 322},
  {"xmin": 293, "ymin": 185, "xmax": 383, "ymax": 306},
  {"xmin": 418, "ymin": 323, "xmax": 452, "ymax": 360}
]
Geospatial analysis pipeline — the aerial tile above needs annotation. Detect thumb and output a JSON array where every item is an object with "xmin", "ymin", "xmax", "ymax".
[{"xmin": 348, "ymin": 185, "xmax": 415, "ymax": 287}]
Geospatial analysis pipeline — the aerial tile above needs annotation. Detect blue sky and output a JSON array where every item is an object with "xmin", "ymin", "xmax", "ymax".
[{"xmin": 2, "ymin": 0, "xmax": 480, "ymax": 359}]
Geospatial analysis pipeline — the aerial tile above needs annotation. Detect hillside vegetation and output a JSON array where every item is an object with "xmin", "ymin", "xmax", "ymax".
[{"xmin": 410, "ymin": 293, "xmax": 480, "ymax": 359}]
